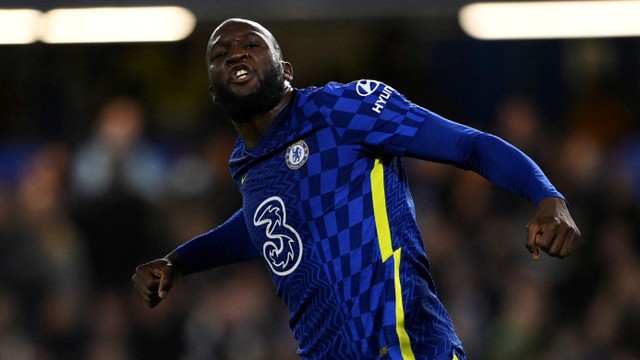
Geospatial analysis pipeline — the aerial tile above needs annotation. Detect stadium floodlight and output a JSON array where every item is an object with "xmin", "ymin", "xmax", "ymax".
[
  {"xmin": 0, "ymin": 9, "xmax": 42, "ymax": 44},
  {"xmin": 459, "ymin": 1, "xmax": 640, "ymax": 40},
  {"xmin": 40, "ymin": 6, "xmax": 196, "ymax": 43}
]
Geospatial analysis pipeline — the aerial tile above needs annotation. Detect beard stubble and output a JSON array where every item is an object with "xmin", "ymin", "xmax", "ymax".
[{"xmin": 213, "ymin": 63, "xmax": 286, "ymax": 122}]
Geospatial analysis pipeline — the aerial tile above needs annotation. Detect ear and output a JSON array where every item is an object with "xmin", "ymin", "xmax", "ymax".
[
  {"xmin": 208, "ymin": 85, "xmax": 217, "ymax": 104},
  {"xmin": 282, "ymin": 61, "xmax": 293, "ymax": 82}
]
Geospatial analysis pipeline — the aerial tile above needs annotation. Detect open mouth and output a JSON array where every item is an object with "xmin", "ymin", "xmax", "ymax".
[
  {"xmin": 235, "ymin": 68, "xmax": 249, "ymax": 80},
  {"xmin": 230, "ymin": 65, "xmax": 253, "ymax": 82}
]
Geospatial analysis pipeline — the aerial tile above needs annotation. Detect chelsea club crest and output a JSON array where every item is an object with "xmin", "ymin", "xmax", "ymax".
[{"xmin": 285, "ymin": 140, "xmax": 309, "ymax": 170}]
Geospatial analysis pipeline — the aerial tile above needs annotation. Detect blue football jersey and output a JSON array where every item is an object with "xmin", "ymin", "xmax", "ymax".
[
  {"xmin": 230, "ymin": 80, "xmax": 469, "ymax": 359},
  {"xmin": 178, "ymin": 79, "xmax": 562, "ymax": 359}
]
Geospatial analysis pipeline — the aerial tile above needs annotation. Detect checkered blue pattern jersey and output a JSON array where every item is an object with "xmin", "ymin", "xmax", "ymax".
[{"xmin": 229, "ymin": 80, "xmax": 471, "ymax": 360}]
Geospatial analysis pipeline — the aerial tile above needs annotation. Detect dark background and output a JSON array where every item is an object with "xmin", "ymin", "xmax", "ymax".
[{"xmin": 1, "ymin": 1, "xmax": 639, "ymax": 359}]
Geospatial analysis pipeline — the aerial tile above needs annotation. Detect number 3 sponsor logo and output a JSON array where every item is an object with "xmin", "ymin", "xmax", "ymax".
[{"xmin": 253, "ymin": 196, "xmax": 303, "ymax": 276}]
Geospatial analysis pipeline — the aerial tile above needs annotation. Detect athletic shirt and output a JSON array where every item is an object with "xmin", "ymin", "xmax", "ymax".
[{"xmin": 177, "ymin": 80, "xmax": 564, "ymax": 359}]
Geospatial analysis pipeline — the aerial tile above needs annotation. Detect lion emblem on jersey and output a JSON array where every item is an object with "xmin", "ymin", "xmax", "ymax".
[
  {"xmin": 253, "ymin": 196, "xmax": 303, "ymax": 276},
  {"xmin": 285, "ymin": 140, "xmax": 309, "ymax": 170}
]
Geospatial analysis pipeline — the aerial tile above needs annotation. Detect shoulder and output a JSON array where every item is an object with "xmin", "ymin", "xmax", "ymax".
[
  {"xmin": 319, "ymin": 79, "xmax": 392, "ymax": 96},
  {"xmin": 296, "ymin": 79, "xmax": 396, "ymax": 105}
]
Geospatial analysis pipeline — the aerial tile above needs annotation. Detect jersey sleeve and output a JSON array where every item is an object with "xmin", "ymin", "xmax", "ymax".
[
  {"xmin": 175, "ymin": 208, "xmax": 260, "ymax": 276},
  {"xmin": 406, "ymin": 115, "xmax": 564, "ymax": 204},
  {"xmin": 321, "ymin": 80, "xmax": 564, "ymax": 205}
]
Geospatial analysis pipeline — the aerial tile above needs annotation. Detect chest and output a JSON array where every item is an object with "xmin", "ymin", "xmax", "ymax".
[{"xmin": 238, "ymin": 126, "xmax": 371, "ymax": 213}]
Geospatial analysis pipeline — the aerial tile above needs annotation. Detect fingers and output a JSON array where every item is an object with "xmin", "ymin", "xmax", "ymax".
[
  {"xmin": 132, "ymin": 270, "xmax": 162, "ymax": 307},
  {"xmin": 526, "ymin": 216, "xmax": 579, "ymax": 259},
  {"xmin": 551, "ymin": 223, "xmax": 579, "ymax": 258},
  {"xmin": 158, "ymin": 271, "xmax": 173, "ymax": 300},
  {"xmin": 559, "ymin": 228, "xmax": 578, "ymax": 257},
  {"xmin": 548, "ymin": 223, "xmax": 570, "ymax": 256},
  {"xmin": 132, "ymin": 261, "xmax": 173, "ymax": 308},
  {"xmin": 534, "ymin": 217, "xmax": 560, "ymax": 254},
  {"xmin": 525, "ymin": 222, "xmax": 541, "ymax": 260},
  {"xmin": 132, "ymin": 273, "xmax": 160, "ymax": 307}
]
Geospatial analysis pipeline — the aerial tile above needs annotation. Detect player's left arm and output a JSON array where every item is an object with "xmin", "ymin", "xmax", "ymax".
[
  {"xmin": 361, "ymin": 85, "xmax": 580, "ymax": 259},
  {"xmin": 406, "ymin": 115, "xmax": 581, "ymax": 259},
  {"xmin": 407, "ymin": 113, "xmax": 580, "ymax": 259},
  {"xmin": 323, "ymin": 81, "xmax": 579, "ymax": 258}
]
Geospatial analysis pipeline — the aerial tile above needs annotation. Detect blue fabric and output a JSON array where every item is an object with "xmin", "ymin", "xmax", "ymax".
[
  {"xmin": 176, "ymin": 209, "xmax": 259, "ymax": 275},
  {"xmin": 176, "ymin": 80, "xmax": 563, "ymax": 359}
]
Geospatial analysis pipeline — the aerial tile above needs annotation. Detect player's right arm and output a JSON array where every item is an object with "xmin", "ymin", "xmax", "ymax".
[{"xmin": 132, "ymin": 208, "xmax": 259, "ymax": 307}]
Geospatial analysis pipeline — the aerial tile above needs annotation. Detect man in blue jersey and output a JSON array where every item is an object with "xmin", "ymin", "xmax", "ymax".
[{"xmin": 133, "ymin": 18, "xmax": 580, "ymax": 359}]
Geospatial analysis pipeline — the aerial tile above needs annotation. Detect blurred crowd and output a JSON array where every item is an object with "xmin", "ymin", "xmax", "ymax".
[{"xmin": 1, "ymin": 38, "xmax": 639, "ymax": 360}]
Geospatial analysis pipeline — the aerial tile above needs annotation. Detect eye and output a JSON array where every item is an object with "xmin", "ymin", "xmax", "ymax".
[
  {"xmin": 212, "ymin": 51, "xmax": 227, "ymax": 60},
  {"xmin": 245, "ymin": 42, "xmax": 260, "ymax": 49}
]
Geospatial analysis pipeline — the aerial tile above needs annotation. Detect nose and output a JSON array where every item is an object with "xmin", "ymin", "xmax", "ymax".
[{"xmin": 226, "ymin": 48, "xmax": 248, "ymax": 64}]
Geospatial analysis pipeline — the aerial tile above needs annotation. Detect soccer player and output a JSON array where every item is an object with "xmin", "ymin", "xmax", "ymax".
[{"xmin": 132, "ymin": 18, "xmax": 580, "ymax": 359}]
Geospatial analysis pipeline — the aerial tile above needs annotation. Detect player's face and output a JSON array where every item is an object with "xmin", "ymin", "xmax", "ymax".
[{"xmin": 206, "ymin": 20, "xmax": 292, "ymax": 119}]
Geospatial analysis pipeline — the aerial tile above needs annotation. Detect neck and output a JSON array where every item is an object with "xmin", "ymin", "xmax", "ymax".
[{"xmin": 232, "ymin": 85, "xmax": 294, "ymax": 150}]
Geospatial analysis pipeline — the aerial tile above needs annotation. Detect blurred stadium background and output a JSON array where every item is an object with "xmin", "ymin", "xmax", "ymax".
[{"xmin": 0, "ymin": 1, "xmax": 639, "ymax": 359}]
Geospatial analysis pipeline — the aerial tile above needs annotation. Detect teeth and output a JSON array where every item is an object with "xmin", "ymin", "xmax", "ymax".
[{"xmin": 235, "ymin": 69, "xmax": 248, "ymax": 79}]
